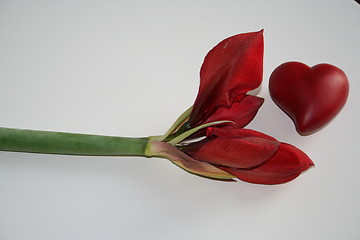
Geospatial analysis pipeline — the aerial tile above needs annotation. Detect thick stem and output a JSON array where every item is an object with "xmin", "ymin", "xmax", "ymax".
[{"xmin": 0, "ymin": 127, "xmax": 148, "ymax": 156}]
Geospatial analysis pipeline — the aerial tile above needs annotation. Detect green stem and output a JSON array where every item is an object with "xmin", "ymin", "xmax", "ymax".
[{"xmin": 0, "ymin": 127, "xmax": 148, "ymax": 156}]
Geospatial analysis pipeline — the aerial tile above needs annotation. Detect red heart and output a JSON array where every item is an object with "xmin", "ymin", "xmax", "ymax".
[{"xmin": 269, "ymin": 62, "xmax": 349, "ymax": 135}]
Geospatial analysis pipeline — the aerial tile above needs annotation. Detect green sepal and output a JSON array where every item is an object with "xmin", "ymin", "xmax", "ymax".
[
  {"xmin": 158, "ymin": 106, "xmax": 193, "ymax": 141},
  {"xmin": 167, "ymin": 120, "xmax": 234, "ymax": 145},
  {"xmin": 145, "ymin": 140, "xmax": 235, "ymax": 180}
]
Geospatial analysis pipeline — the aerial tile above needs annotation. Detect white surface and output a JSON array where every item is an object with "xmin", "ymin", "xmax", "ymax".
[{"xmin": 0, "ymin": 0, "xmax": 359, "ymax": 239}]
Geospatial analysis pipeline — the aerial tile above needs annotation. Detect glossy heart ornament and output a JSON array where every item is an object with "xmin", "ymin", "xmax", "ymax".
[{"xmin": 269, "ymin": 62, "xmax": 349, "ymax": 135}]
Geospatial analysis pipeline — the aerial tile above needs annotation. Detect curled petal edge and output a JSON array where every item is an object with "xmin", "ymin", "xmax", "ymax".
[{"xmin": 203, "ymin": 94, "xmax": 264, "ymax": 128}]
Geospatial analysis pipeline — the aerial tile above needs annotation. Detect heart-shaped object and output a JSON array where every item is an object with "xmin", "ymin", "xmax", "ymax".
[{"xmin": 269, "ymin": 62, "xmax": 349, "ymax": 136}]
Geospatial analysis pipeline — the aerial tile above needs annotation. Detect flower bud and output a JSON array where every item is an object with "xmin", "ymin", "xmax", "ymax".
[
  {"xmin": 183, "ymin": 128, "xmax": 279, "ymax": 169},
  {"xmin": 220, "ymin": 143, "xmax": 314, "ymax": 184}
]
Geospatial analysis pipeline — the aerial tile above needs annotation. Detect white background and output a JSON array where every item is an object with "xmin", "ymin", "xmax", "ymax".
[{"xmin": 1, "ymin": 0, "xmax": 359, "ymax": 239}]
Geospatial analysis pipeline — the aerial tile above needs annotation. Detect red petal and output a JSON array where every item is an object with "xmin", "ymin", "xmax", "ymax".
[
  {"xmin": 183, "ymin": 129, "xmax": 279, "ymax": 168},
  {"xmin": 221, "ymin": 143, "xmax": 314, "ymax": 185},
  {"xmin": 207, "ymin": 128, "xmax": 277, "ymax": 142},
  {"xmin": 203, "ymin": 95, "xmax": 264, "ymax": 128},
  {"xmin": 189, "ymin": 30, "xmax": 264, "ymax": 127},
  {"xmin": 179, "ymin": 95, "xmax": 263, "ymax": 140}
]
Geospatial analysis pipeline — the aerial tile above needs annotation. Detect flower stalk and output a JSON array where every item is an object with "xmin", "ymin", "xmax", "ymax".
[{"xmin": 0, "ymin": 127, "xmax": 148, "ymax": 157}]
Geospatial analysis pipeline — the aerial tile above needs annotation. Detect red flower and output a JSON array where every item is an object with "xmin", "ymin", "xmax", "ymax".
[
  {"xmin": 220, "ymin": 143, "xmax": 314, "ymax": 185},
  {"xmin": 148, "ymin": 30, "xmax": 314, "ymax": 185},
  {"xmin": 188, "ymin": 30, "xmax": 264, "ymax": 128},
  {"xmin": 182, "ymin": 128, "xmax": 280, "ymax": 169},
  {"xmin": 183, "ymin": 128, "xmax": 314, "ymax": 185}
]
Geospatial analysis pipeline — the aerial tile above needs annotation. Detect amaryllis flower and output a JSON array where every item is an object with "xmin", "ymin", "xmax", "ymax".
[
  {"xmin": 188, "ymin": 30, "xmax": 265, "ymax": 128},
  {"xmin": 0, "ymin": 30, "xmax": 314, "ymax": 185},
  {"xmin": 146, "ymin": 30, "xmax": 314, "ymax": 184},
  {"xmin": 183, "ymin": 128, "xmax": 314, "ymax": 185}
]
